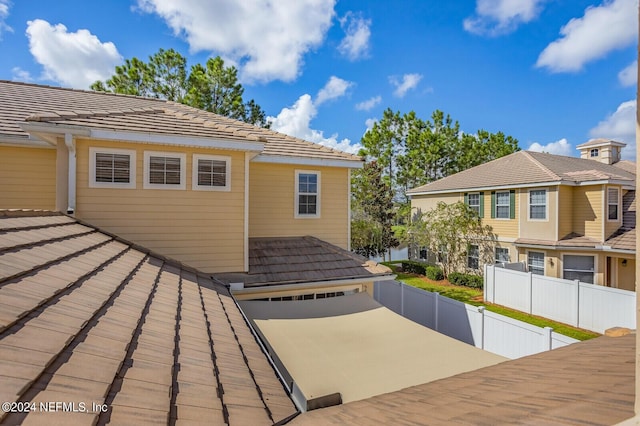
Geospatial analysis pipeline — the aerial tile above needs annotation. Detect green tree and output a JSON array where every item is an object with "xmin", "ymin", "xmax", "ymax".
[
  {"xmin": 351, "ymin": 161, "xmax": 398, "ymax": 260},
  {"xmin": 406, "ymin": 202, "xmax": 495, "ymax": 277},
  {"xmin": 91, "ymin": 49, "xmax": 269, "ymax": 127}
]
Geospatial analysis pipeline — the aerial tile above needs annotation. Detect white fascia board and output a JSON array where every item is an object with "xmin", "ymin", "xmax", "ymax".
[
  {"xmin": 89, "ymin": 129, "xmax": 264, "ymax": 152},
  {"xmin": 19, "ymin": 122, "xmax": 91, "ymax": 145},
  {"xmin": 0, "ymin": 136, "xmax": 54, "ymax": 149},
  {"xmin": 229, "ymin": 274, "xmax": 395, "ymax": 295},
  {"xmin": 252, "ymin": 154, "xmax": 364, "ymax": 169}
]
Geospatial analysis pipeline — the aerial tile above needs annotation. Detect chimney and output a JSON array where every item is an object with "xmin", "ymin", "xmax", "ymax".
[{"xmin": 576, "ymin": 139, "xmax": 626, "ymax": 165}]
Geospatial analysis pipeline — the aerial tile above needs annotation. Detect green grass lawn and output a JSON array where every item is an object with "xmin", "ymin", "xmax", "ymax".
[{"xmin": 395, "ymin": 272, "xmax": 600, "ymax": 341}]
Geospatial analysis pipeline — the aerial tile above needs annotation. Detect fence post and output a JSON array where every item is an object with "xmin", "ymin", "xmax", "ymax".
[
  {"xmin": 574, "ymin": 279, "xmax": 580, "ymax": 328},
  {"xmin": 542, "ymin": 327, "xmax": 553, "ymax": 351},
  {"xmin": 527, "ymin": 272, "xmax": 533, "ymax": 314},
  {"xmin": 478, "ymin": 306, "xmax": 485, "ymax": 350},
  {"xmin": 491, "ymin": 265, "xmax": 496, "ymax": 303},
  {"xmin": 483, "ymin": 264, "xmax": 487, "ymax": 302},
  {"xmin": 400, "ymin": 281, "xmax": 405, "ymax": 316},
  {"xmin": 434, "ymin": 292, "xmax": 439, "ymax": 332}
]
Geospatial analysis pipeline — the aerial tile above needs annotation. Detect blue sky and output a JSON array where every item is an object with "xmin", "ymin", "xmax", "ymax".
[{"xmin": 0, "ymin": 0, "xmax": 637, "ymax": 159}]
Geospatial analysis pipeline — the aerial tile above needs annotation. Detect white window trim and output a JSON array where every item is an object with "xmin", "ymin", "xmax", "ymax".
[
  {"xmin": 495, "ymin": 190, "xmax": 510, "ymax": 220},
  {"xmin": 467, "ymin": 192, "xmax": 480, "ymax": 215},
  {"xmin": 143, "ymin": 151, "xmax": 186, "ymax": 190},
  {"xmin": 606, "ymin": 186, "xmax": 620, "ymax": 222},
  {"xmin": 527, "ymin": 250, "xmax": 545, "ymax": 276},
  {"xmin": 527, "ymin": 188, "xmax": 548, "ymax": 221},
  {"xmin": 89, "ymin": 147, "xmax": 136, "ymax": 189},
  {"xmin": 192, "ymin": 154, "xmax": 231, "ymax": 192},
  {"xmin": 295, "ymin": 170, "xmax": 321, "ymax": 219}
]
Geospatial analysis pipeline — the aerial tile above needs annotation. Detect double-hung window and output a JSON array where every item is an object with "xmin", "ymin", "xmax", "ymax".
[
  {"xmin": 529, "ymin": 189, "xmax": 547, "ymax": 220},
  {"xmin": 467, "ymin": 244, "xmax": 479, "ymax": 269},
  {"xmin": 467, "ymin": 193, "xmax": 480, "ymax": 215},
  {"xmin": 144, "ymin": 152, "xmax": 186, "ymax": 190},
  {"xmin": 495, "ymin": 191, "xmax": 510, "ymax": 219},
  {"xmin": 89, "ymin": 147, "xmax": 136, "ymax": 188},
  {"xmin": 528, "ymin": 251, "xmax": 545, "ymax": 275},
  {"xmin": 607, "ymin": 187, "xmax": 619, "ymax": 221},
  {"xmin": 495, "ymin": 247, "xmax": 510, "ymax": 263},
  {"xmin": 192, "ymin": 154, "xmax": 230, "ymax": 191},
  {"xmin": 295, "ymin": 170, "xmax": 320, "ymax": 218}
]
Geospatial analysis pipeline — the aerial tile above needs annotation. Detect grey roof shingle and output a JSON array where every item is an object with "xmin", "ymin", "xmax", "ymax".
[
  {"xmin": 292, "ymin": 333, "xmax": 635, "ymax": 425},
  {"xmin": 0, "ymin": 80, "xmax": 361, "ymax": 163},
  {"xmin": 0, "ymin": 210, "xmax": 297, "ymax": 425},
  {"xmin": 408, "ymin": 150, "xmax": 635, "ymax": 194},
  {"xmin": 214, "ymin": 236, "xmax": 393, "ymax": 287}
]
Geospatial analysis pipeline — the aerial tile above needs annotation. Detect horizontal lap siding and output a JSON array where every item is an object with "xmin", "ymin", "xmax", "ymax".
[
  {"xmin": 572, "ymin": 185, "xmax": 602, "ymax": 240},
  {"xmin": 0, "ymin": 146, "xmax": 56, "ymax": 210},
  {"xmin": 75, "ymin": 139, "xmax": 245, "ymax": 273},
  {"xmin": 557, "ymin": 185, "xmax": 573, "ymax": 239},
  {"xmin": 249, "ymin": 163, "xmax": 349, "ymax": 249}
]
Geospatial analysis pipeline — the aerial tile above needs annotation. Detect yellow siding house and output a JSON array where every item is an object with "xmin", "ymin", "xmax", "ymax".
[
  {"xmin": 0, "ymin": 81, "xmax": 392, "ymax": 295},
  {"xmin": 408, "ymin": 140, "xmax": 636, "ymax": 291}
]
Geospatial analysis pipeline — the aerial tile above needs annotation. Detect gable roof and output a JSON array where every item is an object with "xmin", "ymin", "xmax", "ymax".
[
  {"xmin": 292, "ymin": 333, "xmax": 635, "ymax": 425},
  {"xmin": 0, "ymin": 80, "xmax": 361, "ymax": 165},
  {"xmin": 214, "ymin": 236, "xmax": 393, "ymax": 288},
  {"xmin": 408, "ymin": 150, "xmax": 635, "ymax": 195},
  {"xmin": 0, "ymin": 210, "xmax": 297, "ymax": 425}
]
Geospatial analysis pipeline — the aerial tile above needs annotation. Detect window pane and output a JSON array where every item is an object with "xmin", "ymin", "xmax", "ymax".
[
  {"xmin": 95, "ymin": 152, "xmax": 130, "ymax": 183},
  {"xmin": 298, "ymin": 194, "xmax": 317, "ymax": 215},
  {"xmin": 608, "ymin": 188, "xmax": 619, "ymax": 220},
  {"xmin": 608, "ymin": 205, "xmax": 618, "ymax": 220},
  {"xmin": 563, "ymin": 270, "xmax": 594, "ymax": 284},
  {"xmin": 198, "ymin": 159, "xmax": 226, "ymax": 187},
  {"xmin": 564, "ymin": 255, "xmax": 594, "ymax": 271},
  {"xmin": 495, "ymin": 248, "xmax": 509, "ymax": 263},
  {"xmin": 467, "ymin": 245, "xmax": 479, "ymax": 269},
  {"xmin": 528, "ymin": 252, "xmax": 544, "ymax": 275},
  {"xmin": 530, "ymin": 190, "xmax": 546, "ymax": 204},
  {"xmin": 149, "ymin": 156, "xmax": 181, "ymax": 185}
]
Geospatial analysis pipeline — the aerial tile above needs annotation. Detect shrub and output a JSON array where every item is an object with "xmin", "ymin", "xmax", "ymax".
[
  {"xmin": 400, "ymin": 260, "xmax": 427, "ymax": 276},
  {"xmin": 425, "ymin": 265, "xmax": 444, "ymax": 281},
  {"xmin": 448, "ymin": 272, "xmax": 483, "ymax": 289}
]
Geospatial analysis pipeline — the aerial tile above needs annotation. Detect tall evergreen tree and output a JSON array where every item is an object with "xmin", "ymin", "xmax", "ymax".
[{"xmin": 91, "ymin": 49, "xmax": 269, "ymax": 128}]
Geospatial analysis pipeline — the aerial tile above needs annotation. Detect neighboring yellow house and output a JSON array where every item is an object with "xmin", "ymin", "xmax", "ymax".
[
  {"xmin": 407, "ymin": 139, "xmax": 636, "ymax": 291},
  {"xmin": 0, "ymin": 81, "xmax": 392, "ymax": 295}
]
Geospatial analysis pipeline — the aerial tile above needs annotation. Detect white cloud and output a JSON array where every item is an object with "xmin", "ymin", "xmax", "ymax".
[
  {"xmin": 315, "ymin": 76, "xmax": 353, "ymax": 105},
  {"xmin": 338, "ymin": 12, "xmax": 371, "ymax": 60},
  {"xmin": 0, "ymin": 0, "xmax": 13, "ymax": 39},
  {"xmin": 267, "ymin": 87, "xmax": 362, "ymax": 155},
  {"xmin": 356, "ymin": 96, "xmax": 382, "ymax": 111},
  {"xmin": 463, "ymin": 0, "xmax": 545, "ymax": 36},
  {"xmin": 364, "ymin": 118, "xmax": 377, "ymax": 132},
  {"xmin": 25, "ymin": 19, "xmax": 122, "ymax": 89},
  {"xmin": 536, "ymin": 0, "xmax": 638, "ymax": 73},
  {"xmin": 389, "ymin": 73, "xmax": 422, "ymax": 98},
  {"xmin": 11, "ymin": 67, "xmax": 32, "ymax": 82},
  {"xmin": 618, "ymin": 60, "xmax": 637, "ymax": 87},
  {"xmin": 589, "ymin": 100, "xmax": 637, "ymax": 160},
  {"xmin": 136, "ymin": 0, "xmax": 335, "ymax": 83},
  {"xmin": 528, "ymin": 138, "xmax": 573, "ymax": 156}
]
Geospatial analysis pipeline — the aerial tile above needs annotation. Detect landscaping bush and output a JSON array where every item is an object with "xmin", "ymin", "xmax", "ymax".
[
  {"xmin": 448, "ymin": 272, "xmax": 483, "ymax": 289},
  {"xmin": 425, "ymin": 265, "xmax": 444, "ymax": 281},
  {"xmin": 400, "ymin": 260, "xmax": 427, "ymax": 276}
]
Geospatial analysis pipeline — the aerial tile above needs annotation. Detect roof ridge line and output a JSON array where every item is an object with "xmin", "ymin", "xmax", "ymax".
[{"xmin": 522, "ymin": 151, "xmax": 561, "ymax": 181}]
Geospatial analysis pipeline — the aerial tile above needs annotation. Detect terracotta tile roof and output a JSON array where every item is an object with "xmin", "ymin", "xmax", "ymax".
[
  {"xmin": 214, "ymin": 236, "xmax": 393, "ymax": 287},
  {"xmin": 292, "ymin": 334, "xmax": 635, "ymax": 425},
  {"xmin": 0, "ymin": 210, "xmax": 297, "ymax": 425},
  {"xmin": 0, "ymin": 80, "xmax": 361, "ymax": 163},
  {"xmin": 408, "ymin": 151, "xmax": 635, "ymax": 194}
]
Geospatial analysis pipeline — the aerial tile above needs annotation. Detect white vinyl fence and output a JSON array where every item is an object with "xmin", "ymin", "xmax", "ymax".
[
  {"xmin": 374, "ymin": 280, "xmax": 577, "ymax": 359},
  {"xmin": 484, "ymin": 264, "xmax": 636, "ymax": 334}
]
